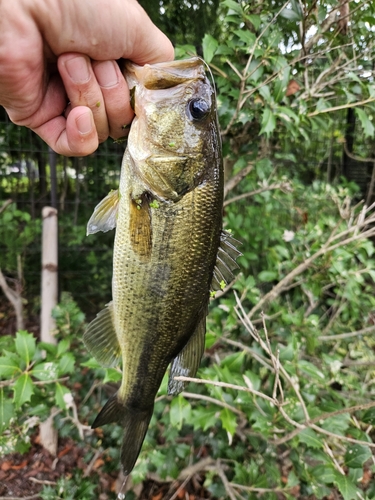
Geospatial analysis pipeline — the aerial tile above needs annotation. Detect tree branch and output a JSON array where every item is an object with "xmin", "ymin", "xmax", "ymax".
[
  {"xmin": 0, "ymin": 268, "xmax": 24, "ymax": 331},
  {"xmin": 224, "ymin": 181, "xmax": 291, "ymax": 207},
  {"xmin": 247, "ymin": 208, "xmax": 375, "ymax": 318},
  {"xmin": 224, "ymin": 163, "xmax": 254, "ymax": 198},
  {"xmin": 308, "ymin": 97, "xmax": 375, "ymax": 117},
  {"xmin": 319, "ymin": 324, "xmax": 375, "ymax": 341},
  {"xmin": 0, "ymin": 199, "xmax": 12, "ymax": 214}
]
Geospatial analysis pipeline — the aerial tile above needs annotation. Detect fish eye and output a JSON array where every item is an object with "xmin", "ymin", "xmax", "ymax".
[{"xmin": 187, "ymin": 98, "xmax": 210, "ymax": 121}]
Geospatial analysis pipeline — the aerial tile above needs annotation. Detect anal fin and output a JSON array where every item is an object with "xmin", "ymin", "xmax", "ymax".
[
  {"xmin": 87, "ymin": 189, "xmax": 120, "ymax": 235},
  {"xmin": 83, "ymin": 302, "xmax": 121, "ymax": 367},
  {"xmin": 211, "ymin": 230, "xmax": 242, "ymax": 291},
  {"xmin": 168, "ymin": 314, "xmax": 206, "ymax": 395}
]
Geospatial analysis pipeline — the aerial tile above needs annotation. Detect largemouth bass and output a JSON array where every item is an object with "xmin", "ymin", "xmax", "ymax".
[{"xmin": 84, "ymin": 57, "xmax": 240, "ymax": 475}]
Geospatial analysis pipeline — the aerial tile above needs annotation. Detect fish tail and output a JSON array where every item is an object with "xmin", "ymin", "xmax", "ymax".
[{"xmin": 92, "ymin": 394, "xmax": 153, "ymax": 474}]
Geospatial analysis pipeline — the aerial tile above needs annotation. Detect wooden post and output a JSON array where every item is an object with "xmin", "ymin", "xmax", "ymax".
[
  {"xmin": 40, "ymin": 206, "xmax": 58, "ymax": 455},
  {"xmin": 48, "ymin": 147, "xmax": 58, "ymax": 209},
  {"xmin": 40, "ymin": 207, "xmax": 58, "ymax": 341}
]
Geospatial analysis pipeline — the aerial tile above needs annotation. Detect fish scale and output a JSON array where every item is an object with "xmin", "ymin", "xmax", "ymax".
[{"xmin": 83, "ymin": 57, "xmax": 241, "ymax": 476}]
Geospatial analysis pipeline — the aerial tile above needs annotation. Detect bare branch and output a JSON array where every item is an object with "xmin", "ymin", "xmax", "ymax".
[
  {"xmin": 308, "ymin": 97, "xmax": 375, "ymax": 117},
  {"xmin": 319, "ymin": 325, "xmax": 375, "ymax": 341},
  {"xmin": 29, "ymin": 477, "xmax": 57, "ymax": 486},
  {"xmin": 222, "ymin": 0, "xmax": 290, "ymax": 136},
  {"xmin": 181, "ymin": 391, "xmax": 246, "ymax": 418},
  {"xmin": 174, "ymin": 376, "xmax": 276, "ymax": 405},
  {"xmin": 0, "ymin": 497, "xmax": 41, "ymax": 500},
  {"xmin": 0, "ymin": 199, "xmax": 12, "ymax": 214},
  {"xmin": 231, "ymin": 483, "xmax": 292, "ymax": 494},
  {"xmin": 224, "ymin": 163, "xmax": 254, "ymax": 198},
  {"xmin": 299, "ymin": 6, "xmax": 340, "ymax": 56},
  {"xmin": 177, "ymin": 457, "xmax": 215, "ymax": 481},
  {"xmin": 247, "ymin": 209, "xmax": 375, "ymax": 319},
  {"xmin": 224, "ymin": 181, "xmax": 291, "ymax": 207},
  {"xmin": 343, "ymin": 141, "xmax": 374, "ymax": 164},
  {"xmin": 271, "ymin": 400, "xmax": 375, "ymax": 445},
  {"xmin": 0, "ymin": 268, "xmax": 24, "ymax": 331},
  {"xmin": 216, "ymin": 460, "xmax": 240, "ymax": 500}
]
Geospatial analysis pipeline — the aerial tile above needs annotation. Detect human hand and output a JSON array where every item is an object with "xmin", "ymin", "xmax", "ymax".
[{"xmin": 0, "ymin": 0, "xmax": 174, "ymax": 156}]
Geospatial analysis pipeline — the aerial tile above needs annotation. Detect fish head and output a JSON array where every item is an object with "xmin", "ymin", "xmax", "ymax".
[{"xmin": 124, "ymin": 58, "xmax": 221, "ymax": 201}]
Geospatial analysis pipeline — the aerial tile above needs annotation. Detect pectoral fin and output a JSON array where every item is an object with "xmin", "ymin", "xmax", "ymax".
[
  {"xmin": 168, "ymin": 314, "xmax": 206, "ymax": 395},
  {"xmin": 211, "ymin": 230, "xmax": 242, "ymax": 291},
  {"xmin": 83, "ymin": 302, "xmax": 121, "ymax": 367},
  {"xmin": 87, "ymin": 189, "xmax": 120, "ymax": 235}
]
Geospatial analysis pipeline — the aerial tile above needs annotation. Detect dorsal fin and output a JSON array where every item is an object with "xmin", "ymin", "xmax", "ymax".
[{"xmin": 211, "ymin": 230, "xmax": 242, "ymax": 291}]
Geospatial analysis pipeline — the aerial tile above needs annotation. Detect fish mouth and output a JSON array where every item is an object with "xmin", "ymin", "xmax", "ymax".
[{"xmin": 125, "ymin": 57, "xmax": 206, "ymax": 90}]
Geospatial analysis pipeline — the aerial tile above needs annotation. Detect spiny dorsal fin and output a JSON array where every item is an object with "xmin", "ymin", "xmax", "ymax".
[
  {"xmin": 87, "ymin": 189, "xmax": 120, "ymax": 235},
  {"xmin": 211, "ymin": 230, "xmax": 242, "ymax": 291},
  {"xmin": 168, "ymin": 314, "xmax": 206, "ymax": 396},
  {"xmin": 83, "ymin": 302, "xmax": 121, "ymax": 367}
]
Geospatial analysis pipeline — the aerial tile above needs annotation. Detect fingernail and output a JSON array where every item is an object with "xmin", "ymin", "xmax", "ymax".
[
  {"xmin": 76, "ymin": 111, "xmax": 93, "ymax": 135},
  {"xmin": 65, "ymin": 56, "xmax": 90, "ymax": 84},
  {"xmin": 95, "ymin": 61, "xmax": 119, "ymax": 88}
]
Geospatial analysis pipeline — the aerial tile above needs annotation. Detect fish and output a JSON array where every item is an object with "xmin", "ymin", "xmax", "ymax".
[{"xmin": 84, "ymin": 57, "xmax": 241, "ymax": 476}]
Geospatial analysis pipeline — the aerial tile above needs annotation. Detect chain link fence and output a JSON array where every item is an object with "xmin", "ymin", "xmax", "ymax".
[{"xmin": 0, "ymin": 105, "xmax": 374, "ymax": 334}]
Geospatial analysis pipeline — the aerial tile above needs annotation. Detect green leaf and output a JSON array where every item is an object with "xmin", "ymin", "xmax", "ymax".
[
  {"xmin": 38, "ymin": 342, "xmax": 57, "ymax": 356},
  {"xmin": 280, "ymin": 6, "xmax": 302, "ymax": 21},
  {"xmin": 233, "ymin": 30, "xmax": 256, "ymax": 46},
  {"xmin": 13, "ymin": 374, "xmax": 34, "ymax": 409},
  {"xmin": 259, "ymin": 108, "xmax": 276, "ymax": 137},
  {"xmin": 202, "ymin": 34, "xmax": 218, "ymax": 64},
  {"xmin": 0, "ymin": 355, "xmax": 21, "ymax": 378},
  {"xmin": 333, "ymin": 472, "xmax": 358, "ymax": 500},
  {"xmin": 103, "ymin": 368, "xmax": 122, "ymax": 384},
  {"xmin": 362, "ymin": 407, "xmax": 375, "ymax": 424},
  {"xmin": 245, "ymin": 14, "xmax": 261, "ymax": 31},
  {"xmin": 258, "ymin": 270, "xmax": 277, "ymax": 282},
  {"xmin": 0, "ymin": 388, "xmax": 14, "ymax": 433},
  {"xmin": 191, "ymin": 407, "xmax": 218, "ymax": 431},
  {"xmin": 298, "ymin": 428, "xmax": 323, "ymax": 449},
  {"xmin": 57, "ymin": 338, "xmax": 70, "ymax": 357},
  {"xmin": 219, "ymin": 407, "xmax": 237, "ymax": 442},
  {"xmin": 222, "ymin": 0, "xmax": 243, "ymax": 15},
  {"xmin": 31, "ymin": 362, "xmax": 59, "ymax": 381},
  {"xmin": 311, "ymin": 464, "xmax": 336, "ymax": 484},
  {"xmin": 81, "ymin": 357, "xmax": 101, "ymax": 369},
  {"xmin": 321, "ymin": 414, "xmax": 350, "ymax": 435},
  {"xmin": 58, "ymin": 353, "xmax": 75, "ymax": 375},
  {"xmin": 170, "ymin": 395, "xmax": 191, "ymax": 430},
  {"xmin": 273, "ymin": 66, "xmax": 290, "ymax": 103},
  {"xmin": 355, "ymin": 108, "xmax": 375, "ymax": 138},
  {"xmin": 344, "ymin": 444, "xmax": 372, "ymax": 468},
  {"xmin": 298, "ymin": 360, "xmax": 325, "ymax": 380},
  {"xmin": 14, "ymin": 331, "xmax": 36, "ymax": 367},
  {"xmin": 55, "ymin": 382, "xmax": 72, "ymax": 410}
]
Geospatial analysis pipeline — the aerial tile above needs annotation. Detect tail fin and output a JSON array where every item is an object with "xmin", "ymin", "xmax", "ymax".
[{"xmin": 92, "ymin": 394, "xmax": 153, "ymax": 474}]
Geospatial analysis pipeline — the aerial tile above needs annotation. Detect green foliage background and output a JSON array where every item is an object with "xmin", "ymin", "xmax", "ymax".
[{"xmin": 1, "ymin": 0, "xmax": 375, "ymax": 499}]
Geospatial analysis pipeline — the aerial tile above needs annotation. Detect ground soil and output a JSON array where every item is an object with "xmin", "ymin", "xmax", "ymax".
[{"xmin": 0, "ymin": 434, "xmax": 212, "ymax": 500}]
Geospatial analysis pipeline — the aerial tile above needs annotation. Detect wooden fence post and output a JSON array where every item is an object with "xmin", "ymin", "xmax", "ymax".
[
  {"xmin": 39, "ymin": 206, "xmax": 58, "ymax": 455},
  {"xmin": 40, "ymin": 206, "xmax": 58, "ymax": 340}
]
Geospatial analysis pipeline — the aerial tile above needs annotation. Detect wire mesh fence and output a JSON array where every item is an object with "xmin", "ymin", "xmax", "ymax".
[{"xmin": 0, "ymin": 104, "xmax": 374, "ymax": 334}]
